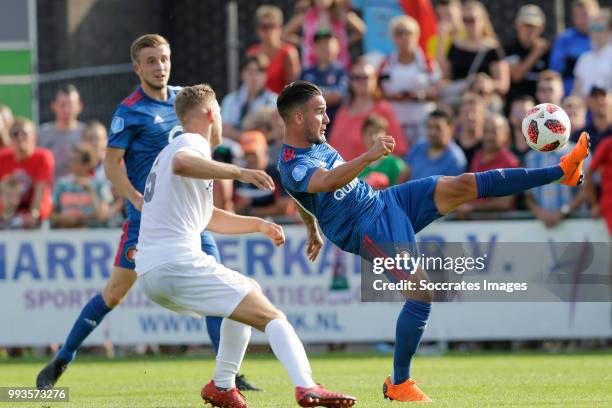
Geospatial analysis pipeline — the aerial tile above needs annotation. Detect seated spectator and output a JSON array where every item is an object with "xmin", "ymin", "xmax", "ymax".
[
  {"xmin": 0, "ymin": 118, "xmax": 54, "ymax": 228},
  {"xmin": 573, "ymin": 10, "xmax": 612, "ymax": 98},
  {"xmin": 379, "ymin": 15, "xmax": 441, "ymax": 146},
  {"xmin": 51, "ymin": 144, "xmax": 113, "ymax": 228},
  {"xmin": 328, "ymin": 60, "xmax": 406, "ymax": 161},
  {"xmin": 571, "ymin": 86, "xmax": 612, "ymax": 153},
  {"xmin": 0, "ymin": 176, "xmax": 26, "ymax": 229},
  {"xmin": 455, "ymin": 92, "xmax": 485, "ymax": 166},
  {"xmin": 535, "ymin": 70, "xmax": 564, "ymax": 105},
  {"xmin": 524, "ymin": 141, "xmax": 586, "ymax": 228},
  {"xmin": 508, "ymin": 94, "xmax": 536, "ymax": 162},
  {"xmin": 283, "ymin": 0, "xmax": 365, "ymax": 70},
  {"xmin": 0, "ymin": 104, "xmax": 14, "ymax": 148},
  {"xmin": 38, "ymin": 84, "xmax": 84, "ymax": 181},
  {"xmin": 562, "ymin": 95, "xmax": 587, "ymax": 134},
  {"xmin": 505, "ymin": 5, "xmax": 549, "ymax": 105},
  {"xmin": 358, "ymin": 114, "xmax": 407, "ymax": 188},
  {"xmin": 405, "ymin": 109, "xmax": 467, "ymax": 180},
  {"xmin": 234, "ymin": 131, "xmax": 291, "ymax": 217},
  {"xmin": 221, "ymin": 55, "xmax": 277, "ymax": 141},
  {"xmin": 242, "ymin": 105, "xmax": 285, "ymax": 168},
  {"xmin": 438, "ymin": 1, "xmax": 509, "ymax": 107},
  {"xmin": 300, "ymin": 28, "xmax": 349, "ymax": 125},
  {"xmin": 457, "ymin": 113, "xmax": 519, "ymax": 214},
  {"xmin": 550, "ymin": 0, "xmax": 600, "ymax": 95},
  {"xmin": 586, "ymin": 136, "xmax": 612, "ymax": 235},
  {"xmin": 247, "ymin": 5, "xmax": 301, "ymax": 94},
  {"xmin": 468, "ymin": 72, "xmax": 503, "ymax": 113}
]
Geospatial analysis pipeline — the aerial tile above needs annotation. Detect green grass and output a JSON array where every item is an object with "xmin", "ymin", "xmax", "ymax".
[{"xmin": 1, "ymin": 352, "xmax": 612, "ymax": 407}]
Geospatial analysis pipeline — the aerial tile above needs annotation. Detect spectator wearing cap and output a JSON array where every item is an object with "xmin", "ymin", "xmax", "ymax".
[
  {"xmin": 221, "ymin": 55, "xmax": 278, "ymax": 141},
  {"xmin": 247, "ymin": 5, "xmax": 301, "ymax": 94},
  {"xmin": 283, "ymin": 0, "xmax": 365, "ymax": 70},
  {"xmin": 51, "ymin": 143, "xmax": 113, "ymax": 228},
  {"xmin": 328, "ymin": 59, "xmax": 406, "ymax": 161},
  {"xmin": 0, "ymin": 118, "xmax": 54, "ymax": 228},
  {"xmin": 379, "ymin": 15, "xmax": 442, "ymax": 147},
  {"xmin": 234, "ymin": 131, "xmax": 291, "ymax": 217},
  {"xmin": 457, "ymin": 113, "xmax": 519, "ymax": 215},
  {"xmin": 571, "ymin": 87, "xmax": 611, "ymax": 154},
  {"xmin": 38, "ymin": 84, "xmax": 85, "ymax": 181},
  {"xmin": 299, "ymin": 28, "xmax": 349, "ymax": 125},
  {"xmin": 550, "ymin": 0, "xmax": 601, "ymax": 95},
  {"xmin": 405, "ymin": 109, "xmax": 466, "ymax": 180},
  {"xmin": 573, "ymin": 10, "xmax": 612, "ymax": 98},
  {"xmin": 504, "ymin": 4, "xmax": 550, "ymax": 106},
  {"xmin": 358, "ymin": 114, "xmax": 408, "ymax": 189}
]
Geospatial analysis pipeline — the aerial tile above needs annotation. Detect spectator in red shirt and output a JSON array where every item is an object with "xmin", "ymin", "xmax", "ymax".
[
  {"xmin": 0, "ymin": 117, "xmax": 55, "ymax": 228},
  {"xmin": 328, "ymin": 59, "xmax": 406, "ymax": 161},
  {"xmin": 457, "ymin": 113, "xmax": 519, "ymax": 215},
  {"xmin": 586, "ymin": 137, "xmax": 612, "ymax": 235},
  {"xmin": 247, "ymin": 5, "xmax": 301, "ymax": 94}
]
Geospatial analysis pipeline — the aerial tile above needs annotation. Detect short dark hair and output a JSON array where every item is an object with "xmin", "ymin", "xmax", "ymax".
[
  {"xmin": 55, "ymin": 84, "xmax": 79, "ymax": 99},
  {"xmin": 276, "ymin": 81, "xmax": 322, "ymax": 121},
  {"xmin": 362, "ymin": 114, "xmax": 388, "ymax": 134},
  {"xmin": 241, "ymin": 54, "xmax": 269, "ymax": 72},
  {"xmin": 428, "ymin": 109, "xmax": 454, "ymax": 125},
  {"xmin": 511, "ymin": 94, "xmax": 536, "ymax": 105}
]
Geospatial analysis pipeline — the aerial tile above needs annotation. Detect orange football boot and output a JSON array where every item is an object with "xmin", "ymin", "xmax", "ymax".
[
  {"xmin": 383, "ymin": 376, "xmax": 431, "ymax": 402},
  {"xmin": 559, "ymin": 131, "xmax": 590, "ymax": 186}
]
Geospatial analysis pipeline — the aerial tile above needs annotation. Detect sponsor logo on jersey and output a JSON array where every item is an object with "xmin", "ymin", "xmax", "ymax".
[
  {"xmin": 111, "ymin": 116, "xmax": 124, "ymax": 133},
  {"xmin": 333, "ymin": 178, "xmax": 359, "ymax": 200},
  {"xmin": 126, "ymin": 246, "xmax": 137, "ymax": 263}
]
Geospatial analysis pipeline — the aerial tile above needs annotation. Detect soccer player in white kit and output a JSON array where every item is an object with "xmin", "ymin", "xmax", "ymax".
[{"xmin": 135, "ymin": 84, "xmax": 356, "ymax": 408}]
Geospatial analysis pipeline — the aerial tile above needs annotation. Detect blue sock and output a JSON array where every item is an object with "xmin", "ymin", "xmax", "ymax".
[
  {"xmin": 57, "ymin": 293, "xmax": 112, "ymax": 362},
  {"xmin": 475, "ymin": 166, "xmax": 563, "ymax": 199},
  {"xmin": 393, "ymin": 300, "xmax": 431, "ymax": 385},
  {"xmin": 206, "ymin": 316, "xmax": 222, "ymax": 353}
]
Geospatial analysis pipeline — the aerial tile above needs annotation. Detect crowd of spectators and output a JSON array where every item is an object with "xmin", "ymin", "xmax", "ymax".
[{"xmin": 0, "ymin": 0, "xmax": 610, "ymax": 234}]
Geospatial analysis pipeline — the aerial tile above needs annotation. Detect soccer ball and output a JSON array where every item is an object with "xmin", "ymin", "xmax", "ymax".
[{"xmin": 521, "ymin": 103, "xmax": 571, "ymax": 152}]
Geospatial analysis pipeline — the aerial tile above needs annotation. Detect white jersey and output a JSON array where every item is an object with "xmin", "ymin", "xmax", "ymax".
[{"xmin": 135, "ymin": 133, "xmax": 214, "ymax": 275}]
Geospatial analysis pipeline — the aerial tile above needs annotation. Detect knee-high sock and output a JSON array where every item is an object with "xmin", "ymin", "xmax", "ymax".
[
  {"xmin": 213, "ymin": 319, "xmax": 251, "ymax": 389},
  {"xmin": 475, "ymin": 166, "xmax": 564, "ymax": 198},
  {"xmin": 206, "ymin": 316, "xmax": 222, "ymax": 353},
  {"xmin": 393, "ymin": 300, "xmax": 431, "ymax": 385},
  {"xmin": 265, "ymin": 319, "xmax": 316, "ymax": 388},
  {"xmin": 57, "ymin": 293, "xmax": 112, "ymax": 362}
]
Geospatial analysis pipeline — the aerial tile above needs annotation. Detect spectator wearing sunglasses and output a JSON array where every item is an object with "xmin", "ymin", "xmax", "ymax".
[
  {"xmin": 0, "ymin": 118, "xmax": 54, "ymax": 228},
  {"xmin": 573, "ymin": 10, "xmax": 612, "ymax": 98}
]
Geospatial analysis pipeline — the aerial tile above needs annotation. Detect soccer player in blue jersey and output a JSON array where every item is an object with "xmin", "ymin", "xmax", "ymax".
[
  {"xmin": 37, "ymin": 34, "xmax": 259, "ymax": 391},
  {"xmin": 277, "ymin": 81, "xmax": 590, "ymax": 402}
]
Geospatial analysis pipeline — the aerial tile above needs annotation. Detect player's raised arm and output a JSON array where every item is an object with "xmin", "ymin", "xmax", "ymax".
[
  {"xmin": 306, "ymin": 134, "xmax": 395, "ymax": 193},
  {"xmin": 104, "ymin": 147, "xmax": 144, "ymax": 211},
  {"xmin": 172, "ymin": 150, "xmax": 274, "ymax": 191},
  {"xmin": 206, "ymin": 207, "xmax": 285, "ymax": 246}
]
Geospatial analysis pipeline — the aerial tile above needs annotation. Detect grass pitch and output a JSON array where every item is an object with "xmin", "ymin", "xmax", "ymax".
[{"xmin": 1, "ymin": 351, "xmax": 612, "ymax": 407}]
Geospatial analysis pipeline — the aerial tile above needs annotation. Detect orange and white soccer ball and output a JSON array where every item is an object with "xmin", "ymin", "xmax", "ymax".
[{"xmin": 521, "ymin": 103, "xmax": 571, "ymax": 152}]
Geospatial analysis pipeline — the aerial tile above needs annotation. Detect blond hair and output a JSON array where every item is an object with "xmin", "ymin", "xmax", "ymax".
[
  {"xmin": 389, "ymin": 15, "xmax": 421, "ymax": 38},
  {"xmin": 10, "ymin": 117, "xmax": 35, "ymax": 134},
  {"xmin": 175, "ymin": 84, "xmax": 217, "ymax": 124},
  {"xmin": 464, "ymin": 1, "xmax": 499, "ymax": 45},
  {"xmin": 255, "ymin": 5, "xmax": 283, "ymax": 25},
  {"xmin": 130, "ymin": 34, "xmax": 170, "ymax": 63}
]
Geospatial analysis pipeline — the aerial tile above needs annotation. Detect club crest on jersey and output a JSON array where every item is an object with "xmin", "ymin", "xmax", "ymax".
[
  {"xmin": 125, "ymin": 247, "xmax": 137, "ymax": 263},
  {"xmin": 111, "ymin": 116, "xmax": 124, "ymax": 133},
  {"xmin": 292, "ymin": 164, "xmax": 308, "ymax": 182}
]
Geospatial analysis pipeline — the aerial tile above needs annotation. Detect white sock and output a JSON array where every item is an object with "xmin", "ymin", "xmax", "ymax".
[
  {"xmin": 265, "ymin": 319, "xmax": 316, "ymax": 388},
  {"xmin": 213, "ymin": 319, "xmax": 251, "ymax": 389}
]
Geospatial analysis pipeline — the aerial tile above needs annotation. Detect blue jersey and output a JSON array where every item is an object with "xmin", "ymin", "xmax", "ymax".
[
  {"xmin": 279, "ymin": 142, "xmax": 384, "ymax": 254},
  {"xmin": 107, "ymin": 86, "xmax": 182, "ymax": 221}
]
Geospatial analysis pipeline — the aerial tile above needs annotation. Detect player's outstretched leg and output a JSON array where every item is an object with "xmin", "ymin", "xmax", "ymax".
[
  {"xmin": 36, "ymin": 266, "xmax": 136, "ymax": 389},
  {"xmin": 201, "ymin": 286, "xmax": 356, "ymax": 408},
  {"xmin": 434, "ymin": 132, "xmax": 590, "ymax": 214}
]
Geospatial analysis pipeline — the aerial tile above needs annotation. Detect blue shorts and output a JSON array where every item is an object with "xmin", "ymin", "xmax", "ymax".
[
  {"xmin": 361, "ymin": 176, "xmax": 441, "ymax": 261},
  {"xmin": 113, "ymin": 220, "xmax": 220, "ymax": 269}
]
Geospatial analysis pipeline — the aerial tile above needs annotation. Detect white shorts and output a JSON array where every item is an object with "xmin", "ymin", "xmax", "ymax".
[{"xmin": 138, "ymin": 254, "xmax": 254, "ymax": 318}]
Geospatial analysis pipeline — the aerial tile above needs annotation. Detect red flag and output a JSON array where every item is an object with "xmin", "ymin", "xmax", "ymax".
[{"xmin": 400, "ymin": 0, "xmax": 438, "ymax": 63}]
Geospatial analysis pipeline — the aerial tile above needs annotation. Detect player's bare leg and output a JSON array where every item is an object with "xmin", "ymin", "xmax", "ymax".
[
  {"xmin": 201, "ymin": 284, "xmax": 356, "ymax": 408},
  {"xmin": 102, "ymin": 266, "xmax": 138, "ymax": 307}
]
